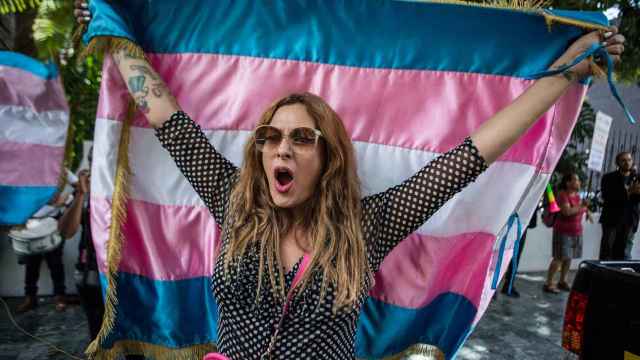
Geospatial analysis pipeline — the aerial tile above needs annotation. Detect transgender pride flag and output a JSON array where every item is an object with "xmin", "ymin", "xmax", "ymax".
[
  {"xmin": 0, "ymin": 52, "xmax": 69, "ymax": 225},
  {"xmin": 83, "ymin": 1, "xmax": 607, "ymax": 359}
]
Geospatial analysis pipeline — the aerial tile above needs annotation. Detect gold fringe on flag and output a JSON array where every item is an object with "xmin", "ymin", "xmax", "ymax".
[
  {"xmin": 85, "ymin": 98, "xmax": 134, "ymax": 359},
  {"xmin": 422, "ymin": 0, "xmax": 548, "ymax": 10},
  {"xmin": 0, "ymin": 0, "xmax": 40, "ymax": 14},
  {"xmin": 87, "ymin": 340, "xmax": 217, "ymax": 360},
  {"xmin": 381, "ymin": 343, "xmax": 446, "ymax": 360},
  {"xmin": 422, "ymin": 1, "xmax": 609, "ymax": 31},
  {"xmin": 80, "ymin": 36, "xmax": 147, "ymax": 63}
]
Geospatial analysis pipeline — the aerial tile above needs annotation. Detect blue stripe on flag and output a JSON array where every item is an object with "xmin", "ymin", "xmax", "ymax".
[
  {"xmin": 100, "ymin": 272, "xmax": 476, "ymax": 358},
  {"xmin": 0, "ymin": 185, "xmax": 57, "ymax": 225},
  {"xmin": 84, "ymin": 0, "xmax": 607, "ymax": 79},
  {"xmin": 0, "ymin": 51, "xmax": 58, "ymax": 79},
  {"xmin": 100, "ymin": 272, "xmax": 219, "ymax": 349},
  {"xmin": 355, "ymin": 293, "xmax": 476, "ymax": 359}
]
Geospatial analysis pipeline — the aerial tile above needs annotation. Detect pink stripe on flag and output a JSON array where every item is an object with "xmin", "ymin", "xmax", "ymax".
[
  {"xmin": 474, "ymin": 247, "xmax": 515, "ymax": 325},
  {"xmin": 0, "ymin": 141, "xmax": 63, "ymax": 186},
  {"xmin": 92, "ymin": 193, "xmax": 492, "ymax": 309},
  {"xmin": 0, "ymin": 66, "xmax": 68, "ymax": 112},
  {"xmin": 370, "ymin": 232, "xmax": 494, "ymax": 309},
  {"xmin": 97, "ymin": 53, "xmax": 586, "ymax": 171},
  {"xmin": 91, "ymin": 196, "xmax": 219, "ymax": 279}
]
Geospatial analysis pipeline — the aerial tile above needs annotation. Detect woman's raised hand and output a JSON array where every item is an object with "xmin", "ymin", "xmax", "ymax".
[
  {"xmin": 550, "ymin": 26, "xmax": 625, "ymax": 81},
  {"xmin": 73, "ymin": 1, "xmax": 91, "ymax": 25}
]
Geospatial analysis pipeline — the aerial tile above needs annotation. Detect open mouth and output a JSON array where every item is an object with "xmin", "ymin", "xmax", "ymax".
[{"xmin": 274, "ymin": 167, "xmax": 294, "ymax": 193}]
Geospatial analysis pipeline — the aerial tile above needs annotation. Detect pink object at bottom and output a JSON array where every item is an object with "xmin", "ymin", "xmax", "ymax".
[{"xmin": 203, "ymin": 353, "xmax": 230, "ymax": 360}]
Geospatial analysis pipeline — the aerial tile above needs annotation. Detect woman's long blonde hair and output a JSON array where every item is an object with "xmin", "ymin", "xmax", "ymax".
[{"xmin": 225, "ymin": 93, "xmax": 369, "ymax": 308}]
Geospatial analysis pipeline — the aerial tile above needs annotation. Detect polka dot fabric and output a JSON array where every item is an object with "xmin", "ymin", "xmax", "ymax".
[{"xmin": 156, "ymin": 111, "xmax": 488, "ymax": 359}]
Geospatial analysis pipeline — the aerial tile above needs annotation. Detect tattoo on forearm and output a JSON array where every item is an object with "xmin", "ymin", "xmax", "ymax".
[
  {"xmin": 151, "ymin": 82, "xmax": 169, "ymax": 98},
  {"xmin": 127, "ymin": 75, "xmax": 150, "ymax": 114},
  {"xmin": 135, "ymin": 96, "xmax": 150, "ymax": 114},
  {"xmin": 130, "ymin": 64, "xmax": 160, "ymax": 80},
  {"xmin": 555, "ymin": 63, "xmax": 577, "ymax": 82},
  {"xmin": 115, "ymin": 49, "xmax": 176, "ymax": 113},
  {"xmin": 121, "ymin": 49, "xmax": 145, "ymax": 61},
  {"xmin": 562, "ymin": 69, "xmax": 576, "ymax": 82},
  {"xmin": 128, "ymin": 75, "xmax": 147, "ymax": 93}
]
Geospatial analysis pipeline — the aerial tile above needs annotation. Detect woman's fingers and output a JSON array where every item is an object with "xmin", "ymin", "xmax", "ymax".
[
  {"xmin": 607, "ymin": 44, "xmax": 624, "ymax": 56},
  {"xmin": 605, "ymin": 34, "xmax": 625, "ymax": 46},
  {"xmin": 73, "ymin": 9, "xmax": 84, "ymax": 24},
  {"xmin": 73, "ymin": 1, "xmax": 90, "ymax": 24}
]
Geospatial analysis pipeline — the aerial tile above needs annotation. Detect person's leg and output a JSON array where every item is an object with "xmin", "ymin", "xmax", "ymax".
[
  {"xmin": 18, "ymin": 255, "xmax": 43, "ymax": 312},
  {"xmin": 599, "ymin": 225, "xmax": 616, "ymax": 260},
  {"xmin": 612, "ymin": 224, "xmax": 629, "ymax": 260},
  {"xmin": 78, "ymin": 284, "xmax": 105, "ymax": 341},
  {"xmin": 558, "ymin": 258, "xmax": 572, "ymax": 290},
  {"xmin": 544, "ymin": 259, "xmax": 561, "ymax": 293},
  {"xmin": 24, "ymin": 254, "xmax": 42, "ymax": 296},
  {"xmin": 45, "ymin": 246, "xmax": 66, "ymax": 311},
  {"xmin": 623, "ymin": 228, "xmax": 635, "ymax": 260}
]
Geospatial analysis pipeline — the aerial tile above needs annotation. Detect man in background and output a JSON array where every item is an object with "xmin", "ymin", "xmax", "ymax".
[{"xmin": 600, "ymin": 151, "xmax": 640, "ymax": 260}]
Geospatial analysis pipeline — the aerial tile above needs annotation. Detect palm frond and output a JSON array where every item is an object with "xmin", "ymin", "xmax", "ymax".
[
  {"xmin": 32, "ymin": 0, "xmax": 74, "ymax": 59},
  {"xmin": 0, "ymin": 0, "xmax": 40, "ymax": 15}
]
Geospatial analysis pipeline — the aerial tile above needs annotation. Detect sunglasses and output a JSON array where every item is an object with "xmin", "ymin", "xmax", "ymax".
[{"xmin": 254, "ymin": 125, "xmax": 323, "ymax": 154}]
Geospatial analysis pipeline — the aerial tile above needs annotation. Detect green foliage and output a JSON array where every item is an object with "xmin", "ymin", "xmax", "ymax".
[
  {"xmin": 32, "ymin": 0, "xmax": 73, "ymax": 59},
  {"xmin": 61, "ymin": 52, "xmax": 102, "ymax": 170},
  {"xmin": 29, "ymin": 0, "xmax": 101, "ymax": 170},
  {"xmin": 550, "ymin": 0, "xmax": 640, "ymax": 84},
  {"xmin": 0, "ymin": 0, "xmax": 40, "ymax": 15},
  {"xmin": 554, "ymin": 101, "xmax": 596, "ymax": 184}
]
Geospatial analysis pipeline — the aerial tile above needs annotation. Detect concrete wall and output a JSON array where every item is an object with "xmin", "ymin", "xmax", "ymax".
[
  {"xmin": 1, "ymin": 230, "xmax": 81, "ymax": 297},
  {"xmin": 516, "ymin": 212, "xmax": 640, "ymax": 272}
]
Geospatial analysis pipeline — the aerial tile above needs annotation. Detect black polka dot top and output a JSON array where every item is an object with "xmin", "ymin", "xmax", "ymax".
[{"xmin": 155, "ymin": 111, "xmax": 488, "ymax": 359}]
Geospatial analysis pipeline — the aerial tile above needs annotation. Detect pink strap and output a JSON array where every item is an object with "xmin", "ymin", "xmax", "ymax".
[
  {"xmin": 283, "ymin": 253, "xmax": 311, "ymax": 312},
  {"xmin": 204, "ymin": 253, "xmax": 312, "ymax": 360},
  {"xmin": 289, "ymin": 254, "xmax": 311, "ymax": 294},
  {"xmin": 203, "ymin": 354, "xmax": 230, "ymax": 360}
]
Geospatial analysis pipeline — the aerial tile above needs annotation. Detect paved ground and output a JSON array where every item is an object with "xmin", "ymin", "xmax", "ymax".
[
  {"xmin": 0, "ymin": 272, "xmax": 577, "ymax": 360},
  {"xmin": 459, "ymin": 272, "xmax": 576, "ymax": 360}
]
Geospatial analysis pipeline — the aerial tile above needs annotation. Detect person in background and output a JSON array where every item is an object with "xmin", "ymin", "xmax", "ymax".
[
  {"xmin": 58, "ymin": 167, "xmax": 103, "ymax": 340},
  {"xmin": 16, "ymin": 190, "xmax": 69, "ymax": 313},
  {"xmin": 58, "ymin": 154, "xmax": 144, "ymax": 359},
  {"xmin": 599, "ymin": 151, "xmax": 640, "ymax": 260},
  {"xmin": 544, "ymin": 173, "xmax": 591, "ymax": 294}
]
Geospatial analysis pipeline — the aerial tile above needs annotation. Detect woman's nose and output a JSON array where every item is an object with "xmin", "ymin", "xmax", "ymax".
[{"xmin": 276, "ymin": 137, "xmax": 293, "ymax": 158}]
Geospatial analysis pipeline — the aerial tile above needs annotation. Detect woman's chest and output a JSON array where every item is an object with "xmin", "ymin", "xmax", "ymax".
[{"xmin": 211, "ymin": 237, "xmax": 365, "ymax": 320}]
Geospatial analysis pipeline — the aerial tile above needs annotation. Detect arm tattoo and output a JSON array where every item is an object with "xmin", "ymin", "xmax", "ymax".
[
  {"xmin": 122, "ymin": 49, "xmax": 146, "ymax": 61},
  {"xmin": 554, "ymin": 63, "xmax": 577, "ymax": 82},
  {"xmin": 130, "ymin": 64, "xmax": 160, "ymax": 80},
  {"xmin": 128, "ymin": 75, "xmax": 147, "ymax": 93},
  {"xmin": 127, "ymin": 75, "xmax": 150, "ymax": 114},
  {"xmin": 151, "ymin": 82, "xmax": 170, "ymax": 98}
]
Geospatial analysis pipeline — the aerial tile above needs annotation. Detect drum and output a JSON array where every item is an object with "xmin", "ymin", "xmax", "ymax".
[{"xmin": 8, "ymin": 217, "xmax": 63, "ymax": 256}]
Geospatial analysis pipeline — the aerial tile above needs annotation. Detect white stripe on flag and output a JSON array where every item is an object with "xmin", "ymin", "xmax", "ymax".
[
  {"xmin": 92, "ymin": 118, "xmax": 550, "ymax": 237},
  {"xmin": 0, "ymin": 106, "xmax": 69, "ymax": 147}
]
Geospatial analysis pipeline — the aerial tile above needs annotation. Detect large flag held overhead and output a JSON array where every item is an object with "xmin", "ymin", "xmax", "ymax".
[
  {"xmin": 83, "ymin": 1, "xmax": 610, "ymax": 359},
  {"xmin": 0, "ymin": 52, "xmax": 69, "ymax": 225}
]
